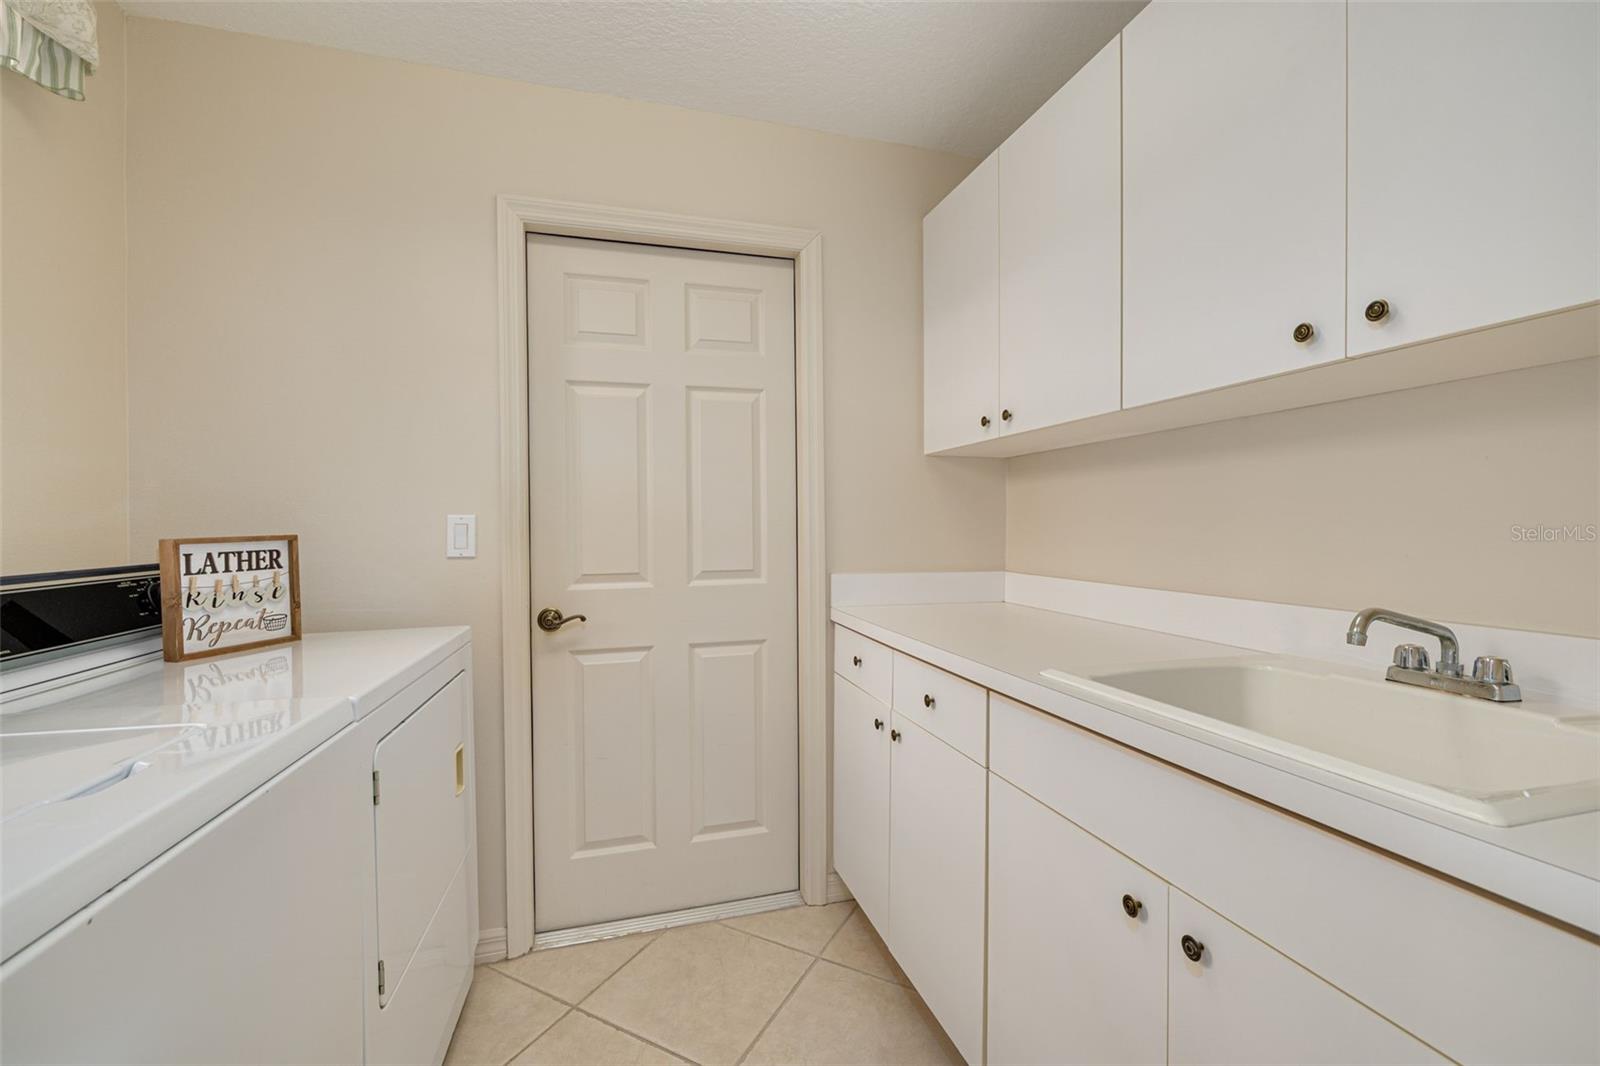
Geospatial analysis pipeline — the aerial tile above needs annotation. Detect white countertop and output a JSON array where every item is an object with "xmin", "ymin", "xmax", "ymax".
[{"xmin": 832, "ymin": 601, "xmax": 1600, "ymax": 934}]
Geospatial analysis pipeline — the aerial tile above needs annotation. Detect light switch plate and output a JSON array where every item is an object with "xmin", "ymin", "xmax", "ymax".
[{"xmin": 446, "ymin": 514, "xmax": 476, "ymax": 558}]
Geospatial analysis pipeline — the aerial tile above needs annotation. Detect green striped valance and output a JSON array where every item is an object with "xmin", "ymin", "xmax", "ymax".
[{"xmin": 1, "ymin": 0, "xmax": 95, "ymax": 101}]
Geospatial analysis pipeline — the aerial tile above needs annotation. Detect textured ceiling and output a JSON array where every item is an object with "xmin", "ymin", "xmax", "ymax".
[{"xmin": 120, "ymin": 1, "xmax": 1145, "ymax": 157}]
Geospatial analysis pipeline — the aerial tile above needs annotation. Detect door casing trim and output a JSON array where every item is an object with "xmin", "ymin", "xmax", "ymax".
[{"xmin": 496, "ymin": 195, "xmax": 827, "ymax": 958}]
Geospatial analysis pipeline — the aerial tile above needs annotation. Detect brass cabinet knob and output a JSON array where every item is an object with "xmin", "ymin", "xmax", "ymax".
[
  {"xmin": 1292, "ymin": 322, "xmax": 1315, "ymax": 343},
  {"xmin": 979, "ymin": 415, "xmax": 991, "ymax": 428},
  {"xmin": 873, "ymin": 718, "xmax": 884, "ymax": 731},
  {"xmin": 537, "ymin": 607, "xmax": 587, "ymax": 632},
  {"xmin": 852, "ymin": 655, "xmax": 862, "ymax": 667},
  {"xmin": 1000, "ymin": 409, "xmax": 1013, "ymax": 422},
  {"xmin": 1364, "ymin": 299, "xmax": 1391, "ymax": 323},
  {"xmin": 1181, "ymin": 934, "xmax": 1205, "ymax": 963},
  {"xmin": 890, "ymin": 729, "xmax": 902, "ymax": 742},
  {"xmin": 923, "ymin": 693, "xmax": 935, "ymax": 708},
  {"xmin": 1121, "ymin": 894, "xmax": 1143, "ymax": 918}
]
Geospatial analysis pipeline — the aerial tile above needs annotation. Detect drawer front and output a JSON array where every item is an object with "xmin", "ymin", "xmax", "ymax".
[
  {"xmin": 990, "ymin": 693, "xmax": 1600, "ymax": 1065},
  {"xmin": 891, "ymin": 652, "xmax": 987, "ymax": 764},
  {"xmin": 833, "ymin": 625, "xmax": 892, "ymax": 705}
]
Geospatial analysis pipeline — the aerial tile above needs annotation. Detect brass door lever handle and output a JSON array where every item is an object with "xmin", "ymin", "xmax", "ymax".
[{"xmin": 537, "ymin": 608, "xmax": 587, "ymax": 632}]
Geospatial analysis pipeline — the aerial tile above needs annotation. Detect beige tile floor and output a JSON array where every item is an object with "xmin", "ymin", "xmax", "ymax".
[{"xmin": 444, "ymin": 902, "xmax": 964, "ymax": 1066}]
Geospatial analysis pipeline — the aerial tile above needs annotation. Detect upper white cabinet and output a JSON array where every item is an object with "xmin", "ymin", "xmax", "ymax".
[
  {"xmin": 1122, "ymin": 1, "xmax": 1347, "ymax": 407},
  {"xmin": 997, "ymin": 35, "xmax": 1122, "ymax": 434},
  {"xmin": 923, "ymin": 0, "xmax": 1598, "ymax": 455},
  {"xmin": 923, "ymin": 155, "xmax": 999, "ymax": 452},
  {"xmin": 1346, "ymin": 1, "xmax": 1600, "ymax": 355}
]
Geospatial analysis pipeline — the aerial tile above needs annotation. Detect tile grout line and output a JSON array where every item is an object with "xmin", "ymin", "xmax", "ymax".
[
  {"xmin": 489, "ymin": 964, "xmax": 583, "ymax": 1009},
  {"xmin": 721, "ymin": 909, "xmax": 913, "ymax": 992},
  {"xmin": 813, "ymin": 954, "xmax": 914, "ymax": 992},
  {"xmin": 813, "ymin": 905, "xmax": 856, "ymax": 957},
  {"xmin": 485, "ymin": 910, "xmax": 913, "ymax": 1064},
  {"xmin": 571, "ymin": 1005, "xmax": 707, "ymax": 1066},
  {"xmin": 496, "ymin": 1004, "xmax": 572, "ymax": 1066},
  {"xmin": 576, "ymin": 929, "xmax": 667, "ymax": 1010},
  {"xmin": 486, "ymin": 958, "xmax": 703, "ymax": 1065},
  {"xmin": 734, "ymin": 954, "xmax": 819, "ymax": 1066},
  {"xmin": 717, "ymin": 904, "xmax": 856, "ymax": 960}
]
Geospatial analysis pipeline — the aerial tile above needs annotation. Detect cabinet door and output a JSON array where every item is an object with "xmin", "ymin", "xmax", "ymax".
[
  {"xmin": 998, "ymin": 35, "xmax": 1121, "ymax": 433},
  {"xmin": 923, "ymin": 155, "xmax": 999, "ymax": 453},
  {"xmin": 374, "ymin": 674, "xmax": 470, "ymax": 1007},
  {"xmin": 1168, "ymin": 890, "xmax": 1445, "ymax": 1066},
  {"xmin": 1348, "ymin": 1, "xmax": 1599, "ymax": 355},
  {"xmin": 831, "ymin": 678, "xmax": 890, "ymax": 930},
  {"xmin": 988, "ymin": 775, "xmax": 1167, "ymax": 1066},
  {"xmin": 1122, "ymin": 1, "xmax": 1345, "ymax": 407},
  {"xmin": 888, "ymin": 715, "xmax": 985, "ymax": 1065}
]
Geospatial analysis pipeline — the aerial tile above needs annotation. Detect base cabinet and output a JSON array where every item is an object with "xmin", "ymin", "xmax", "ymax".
[
  {"xmin": 988, "ymin": 775, "xmax": 1167, "ymax": 1065},
  {"xmin": 888, "ymin": 714, "xmax": 986, "ymax": 1066},
  {"xmin": 1168, "ymin": 890, "xmax": 1443, "ymax": 1066},
  {"xmin": 833, "ymin": 628, "xmax": 986, "ymax": 1065},
  {"xmin": 837, "ymin": 625, "xmax": 1599, "ymax": 1065},
  {"xmin": 832, "ymin": 677, "xmax": 891, "ymax": 930}
]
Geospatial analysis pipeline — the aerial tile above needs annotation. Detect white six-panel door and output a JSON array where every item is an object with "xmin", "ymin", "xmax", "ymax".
[{"xmin": 528, "ymin": 235, "xmax": 798, "ymax": 932}]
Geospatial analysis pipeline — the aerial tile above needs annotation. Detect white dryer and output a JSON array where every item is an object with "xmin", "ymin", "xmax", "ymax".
[{"xmin": 0, "ymin": 567, "xmax": 477, "ymax": 1065}]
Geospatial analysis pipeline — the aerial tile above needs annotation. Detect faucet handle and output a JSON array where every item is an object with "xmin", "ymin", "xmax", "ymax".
[
  {"xmin": 1472, "ymin": 656, "xmax": 1514, "ymax": 685},
  {"xmin": 1393, "ymin": 643, "xmax": 1431, "ymax": 671}
]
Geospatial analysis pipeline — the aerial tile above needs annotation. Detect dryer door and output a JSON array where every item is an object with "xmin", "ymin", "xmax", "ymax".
[{"xmin": 373, "ymin": 672, "xmax": 469, "ymax": 1006}]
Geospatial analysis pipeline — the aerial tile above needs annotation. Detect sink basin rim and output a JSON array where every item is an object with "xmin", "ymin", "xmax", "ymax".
[{"xmin": 1040, "ymin": 658, "xmax": 1600, "ymax": 827}]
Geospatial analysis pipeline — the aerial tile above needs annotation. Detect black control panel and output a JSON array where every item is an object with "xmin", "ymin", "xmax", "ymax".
[{"xmin": 0, "ymin": 566, "xmax": 162, "ymax": 662}]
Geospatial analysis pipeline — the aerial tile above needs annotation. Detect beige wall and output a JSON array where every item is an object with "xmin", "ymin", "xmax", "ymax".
[
  {"xmin": 122, "ymin": 18, "xmax": 1004, "ymax": 934},
  {"xmin": 1, "ymin": 5, "xmax": 129, "ymax": 574},
  {"xmin": 1008, "ymin": 357, "xmax": 1600, "ymax": 637}
]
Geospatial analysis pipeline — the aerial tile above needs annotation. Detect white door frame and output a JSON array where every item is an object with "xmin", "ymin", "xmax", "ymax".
[{"xmin": 496, "ymin": 195, "xmax": 828, "ymax": 958}]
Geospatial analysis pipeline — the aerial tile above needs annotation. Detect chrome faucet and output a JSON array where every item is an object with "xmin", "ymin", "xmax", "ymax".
[{"xmin": 1346, "ymin": 607, "xmax": 1520, "ymax": 702}]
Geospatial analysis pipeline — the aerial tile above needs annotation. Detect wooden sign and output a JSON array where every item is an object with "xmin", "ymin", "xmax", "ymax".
[{"xmin": 158, "ymin": 535, "xmax": 302, "ymax": 662}]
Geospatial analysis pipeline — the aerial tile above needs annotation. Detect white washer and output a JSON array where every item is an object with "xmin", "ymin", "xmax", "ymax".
[{"xmin": 0, "ymin": 592, "xmax": 476, "ymax": 1066}]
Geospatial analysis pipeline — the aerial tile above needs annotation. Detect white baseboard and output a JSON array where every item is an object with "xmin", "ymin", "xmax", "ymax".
[
  {"xmin": 1004, "ymin": 572, "xmax": 1598, "ymax": 706},
  {"xmin": 830, "ymin": 571, "xmax": 1004, "ymax": 607},
  {"xmin": 532, "ymin": 890, "xmax": 803, "ymax": 951},
  {"xmin": 475, "ymin": 927, "xmax": 508, "ymax": 964},
  {"xmin": 826, "ymin": 871, "xmax": 854, "ymax": 904}
]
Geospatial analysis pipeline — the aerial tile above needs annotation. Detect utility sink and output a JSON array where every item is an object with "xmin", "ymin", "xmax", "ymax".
[{"xmin": 1069, "ymin": 660, "xmax": 1600, "ymax": 827}]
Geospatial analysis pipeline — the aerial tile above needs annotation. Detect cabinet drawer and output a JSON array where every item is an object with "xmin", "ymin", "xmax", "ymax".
[
  {"xmin": 990, "ymin": 693, "xmax": 1600, "ymax": 1065},
  {"xmin": 892, "ymin": 652, "xmax": 986, "ymax": 764},
  {"xmin": 833, "ymin": 625, "xmax": 891, "ymax": 704}
]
